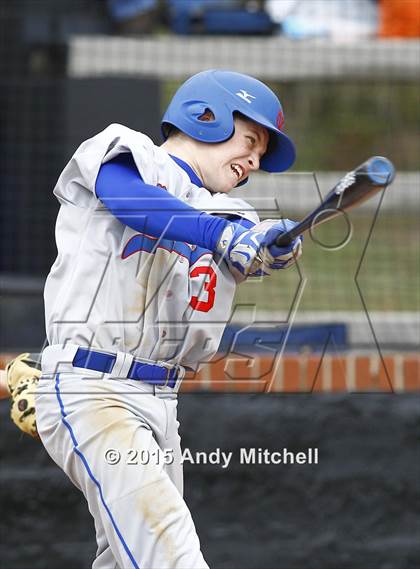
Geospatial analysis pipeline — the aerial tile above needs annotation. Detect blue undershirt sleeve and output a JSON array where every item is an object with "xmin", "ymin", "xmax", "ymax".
[{"xmin": 95, "ymin": 153, "xmax": 240, "ymax": 251}]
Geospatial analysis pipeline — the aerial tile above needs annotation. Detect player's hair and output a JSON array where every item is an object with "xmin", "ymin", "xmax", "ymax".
[{"xmin": 165, "ymin": 124, "xmax": 181, "ymax": 139}]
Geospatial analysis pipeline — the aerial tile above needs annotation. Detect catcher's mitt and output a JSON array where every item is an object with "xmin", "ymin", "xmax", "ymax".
[{"xmin": 6, "ymin": 353, "xmax": 41, "ymax": 438}]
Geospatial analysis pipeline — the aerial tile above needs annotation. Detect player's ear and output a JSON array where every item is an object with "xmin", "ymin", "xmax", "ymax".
[{"xmin": 198, "ymin": 109, "xmax": 215, "ymax": 122}]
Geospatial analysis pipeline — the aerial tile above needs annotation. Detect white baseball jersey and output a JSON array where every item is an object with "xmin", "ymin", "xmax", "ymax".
[{"xmin": 44, "ymin": 123, "xmax": 259, "ymax": 369}]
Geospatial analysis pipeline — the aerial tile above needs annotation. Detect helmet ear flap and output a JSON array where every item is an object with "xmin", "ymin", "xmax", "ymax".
[
  {"xmin": 183, "ymin": 101, "xmax": 211, "ymax": 121},
  {"xmin": 166, "ymin": 99, "xmax": 234, "ymax": 143}
]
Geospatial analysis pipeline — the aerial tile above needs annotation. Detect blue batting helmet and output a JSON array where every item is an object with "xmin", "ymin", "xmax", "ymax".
[{"xmin": 161, "ymin": 69, "xmax": 296, "ymax": 173}]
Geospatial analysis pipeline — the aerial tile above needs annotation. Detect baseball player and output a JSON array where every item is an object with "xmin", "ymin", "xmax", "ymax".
[{"xmin": 35, "ymin": 69, "xmax": 302, "ymax": 569}]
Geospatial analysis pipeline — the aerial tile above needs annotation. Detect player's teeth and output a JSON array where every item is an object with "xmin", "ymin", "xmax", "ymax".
[{"xmin": 231, "ymin": 165, "xmax": 242, "ymax": 179}]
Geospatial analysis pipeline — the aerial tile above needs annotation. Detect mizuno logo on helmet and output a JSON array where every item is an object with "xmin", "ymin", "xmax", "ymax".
[{"xmin": 236, "ymin": 90, "xmax": 256, "ymax": 104}]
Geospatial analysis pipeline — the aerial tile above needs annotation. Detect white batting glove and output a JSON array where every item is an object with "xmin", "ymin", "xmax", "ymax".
[
  {"xmin": 216, "ymin": 219, "xmax": 302, "ymax": 278},
  {"xmin": 255, "ymin": 218, "xmax": 303, "ymax": 275},
  {"xmin": 216, "ymin": 223, "xmax": 265, "ymax": 277}
]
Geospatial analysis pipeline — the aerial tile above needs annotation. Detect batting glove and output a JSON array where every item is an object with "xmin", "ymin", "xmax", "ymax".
[
  {"xmin": 216, "ymin": 223, "xmax": 265, "ymax": 276},
  {"xmin": 216, "ymin": 219, "xmax": 302, "ymax": 278},
  {"xmin": 258, "ymin": 218, "xmax": 303, "ymax": 273}
]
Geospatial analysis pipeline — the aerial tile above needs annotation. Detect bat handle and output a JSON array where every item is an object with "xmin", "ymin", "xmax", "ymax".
[{"xmin": 274, "ymin": 229, "xmax": 296, "ymax": 248}]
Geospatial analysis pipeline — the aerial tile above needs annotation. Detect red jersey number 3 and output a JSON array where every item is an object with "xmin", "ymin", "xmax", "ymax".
[{"xmin": 189, "ymin": 266, "xmax": 217, "ymax": 312}]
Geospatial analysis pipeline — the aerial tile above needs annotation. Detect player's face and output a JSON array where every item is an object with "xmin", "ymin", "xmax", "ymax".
[{"xmin": 199, "ymin": 116, "xmax": 269, "ymax": 194}]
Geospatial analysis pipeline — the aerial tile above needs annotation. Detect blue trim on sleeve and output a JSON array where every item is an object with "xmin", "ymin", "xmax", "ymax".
[
  {"xmin": 95, "ymin": 153, "xmax": 228, "ymax": 251},
  {"xmin": 54, "ymin": 373, "xmax": 141, "ymax": 569}
]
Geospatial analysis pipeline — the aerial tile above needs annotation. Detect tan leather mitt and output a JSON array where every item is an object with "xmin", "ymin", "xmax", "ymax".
[{"xmin": 6, "ymin": 353, "xmax": 41, "ymax": 438}]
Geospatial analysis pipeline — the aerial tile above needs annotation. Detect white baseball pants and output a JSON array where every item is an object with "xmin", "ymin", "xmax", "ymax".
[{"xmin": 35, "ymin": 345, "xmax": 209, "ymax": 569}]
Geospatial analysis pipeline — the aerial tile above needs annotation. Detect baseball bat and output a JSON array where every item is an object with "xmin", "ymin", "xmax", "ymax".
[{"xmin": 274, "ymin": 156, "xmax": 396, "ymax": 248}]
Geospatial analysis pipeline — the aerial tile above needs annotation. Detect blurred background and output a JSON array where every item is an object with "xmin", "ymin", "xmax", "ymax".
[{"xmin": 0, "ymin": 1, "xmax": 419, "ymax": 568}]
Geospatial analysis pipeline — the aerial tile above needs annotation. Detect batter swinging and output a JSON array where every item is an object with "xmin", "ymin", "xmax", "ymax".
[{"xmin": 35, "ymin": 69, "xmax": 303, "ymax": 569}]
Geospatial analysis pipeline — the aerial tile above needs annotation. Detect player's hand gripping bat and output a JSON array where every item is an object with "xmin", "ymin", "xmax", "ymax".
[{"xmin": 272, "ymin": 156, "xmax": 396, "ymax": 248}]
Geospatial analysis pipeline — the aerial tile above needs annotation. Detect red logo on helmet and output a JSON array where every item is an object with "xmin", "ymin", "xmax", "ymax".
[{"xmin": 276, "ymin": 110, "xmax": 285, "ymax": 130}]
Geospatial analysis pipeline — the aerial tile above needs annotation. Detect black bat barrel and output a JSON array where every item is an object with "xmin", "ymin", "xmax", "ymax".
[{"xmin": 274, "ymin": 156, "xmax": 395, "ymax": 248}]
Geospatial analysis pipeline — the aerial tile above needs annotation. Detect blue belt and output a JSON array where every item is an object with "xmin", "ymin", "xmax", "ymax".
[{"xmin": 73, "ymin": 348, "xmax": 180, "ymax": 388}]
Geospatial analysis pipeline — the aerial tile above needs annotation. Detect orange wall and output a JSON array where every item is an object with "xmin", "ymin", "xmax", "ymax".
[
  {"xmin": 379, "ymin": 0, "xmax": 420, "ymax": 38},
  {"xmin": 181, "ymin": 353, "xmax": 420, "ymax": 393}
]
